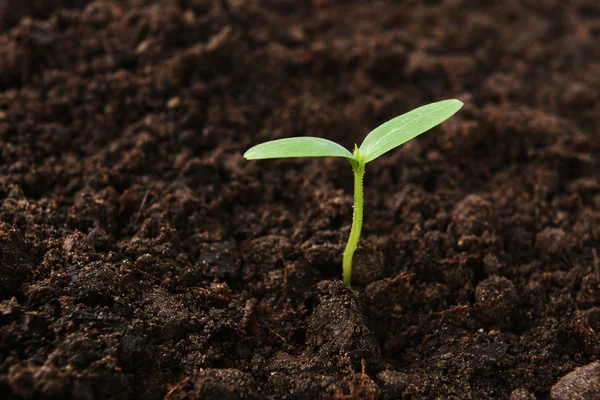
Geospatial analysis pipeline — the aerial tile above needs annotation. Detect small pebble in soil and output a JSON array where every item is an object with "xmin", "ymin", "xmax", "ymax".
[{"xmin": 551, "ymin": 361, "xmax": 600, "ymax": 400}]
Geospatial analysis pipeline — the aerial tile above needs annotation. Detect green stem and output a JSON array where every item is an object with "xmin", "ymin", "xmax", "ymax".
[{"xmin": 343, "ymin": 162, "xmax": 365, "ymax": 284}]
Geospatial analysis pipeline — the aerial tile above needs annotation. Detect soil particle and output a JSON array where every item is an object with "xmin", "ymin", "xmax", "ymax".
[
  {"xmin": 483, "ymin": 253, "xmax": 504, "ymax": 276},
  {"xmin": 350, "ymin": 242, "xmax": 386, "ymax": 289},
  {"xmin": 308, "ymin": 281, "xmax": 382, "ymax": 371},
  {"xmin": 551, "ymin": 361, "xmax": 600, "ymax": 400},
  {"xmin": 8, "ymin": 363, "xmax": 72, "ymax": 399},
  {"xmin": 196, "ymin": 240, "xmax": 240, "ymax": 282},
  {"xmin": 577, "ymin": 273, "xmax": 600, "ymax": 308},
  {"xmin": 363, "ymin": 274, "xmax": 412, "ymax": 316},
  {"xmin": 452, "ymin": 193, "xmax": 496, "ymax": 236},
  {"xmin": 8, "ymin": 351, "xmax": 129, "ymax": 399},
  {"xmin": 165, "ymin": 368, "xmax": 263, "ymax": 400},
  {"xmin": 376, "ymin": 370, "xmax": 410, "ymax": 399},
  {"xmin": 474, "ymin": 276, "xmax": 518, "ymax": 328},
  {"xmin": 535, "ymin": 227, "xmax": 572, "ymax": 256},
  {"xmin": 0, "ymin": 222, "xmax": 34, "ymax": 300},
  {"xmin": 510, "ymin": 388, "xmax": 536, "ymax": 400},
  {"xmin": 0, "ymin": 0, "xmax": 93, "ymax": 31}
]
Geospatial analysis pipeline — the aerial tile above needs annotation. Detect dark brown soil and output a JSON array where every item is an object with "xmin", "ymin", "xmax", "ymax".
[{"xmin": 1, "ymin": 0, "xmax": 599, "ymax": 399}]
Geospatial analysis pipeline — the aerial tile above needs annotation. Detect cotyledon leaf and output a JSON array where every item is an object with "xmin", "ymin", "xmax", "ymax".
[
  {"xmin": 358, "ymin": 99, "xmax": 463, "ymax": 163},
  {"xmin": 243, "ymin": 137, "xmax": 356, "ymax": 161}
]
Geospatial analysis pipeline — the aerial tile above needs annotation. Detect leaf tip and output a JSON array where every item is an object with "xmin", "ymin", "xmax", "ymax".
[
  {"xmin": 447, "ymin": 99, "xmax": 464, "ymax": 111},
  {"xmin": 242, "ymin": 148, "xmax": 255, "ymax": 160}
]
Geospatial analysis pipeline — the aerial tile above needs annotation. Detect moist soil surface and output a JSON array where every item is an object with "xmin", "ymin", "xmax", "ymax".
[{"xmin": 1, "ymin": 0, "xmax": 599, "ymax": 399}]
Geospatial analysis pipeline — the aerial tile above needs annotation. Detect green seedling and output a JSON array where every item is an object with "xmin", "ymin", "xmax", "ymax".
[{"xmin": 244, "ymin": 99, "xmax": 463, "ymax": 284}]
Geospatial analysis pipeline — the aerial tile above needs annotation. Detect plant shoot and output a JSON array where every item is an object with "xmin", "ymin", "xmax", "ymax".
[{"xmin": 244, "ymin": 99, "xmax": 463, "ymax": 284}]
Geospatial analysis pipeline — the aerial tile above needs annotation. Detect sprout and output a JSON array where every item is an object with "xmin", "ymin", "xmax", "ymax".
[{"xmin": 244, "ymin": 99, "xmax": 463, "ymax": 284}]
